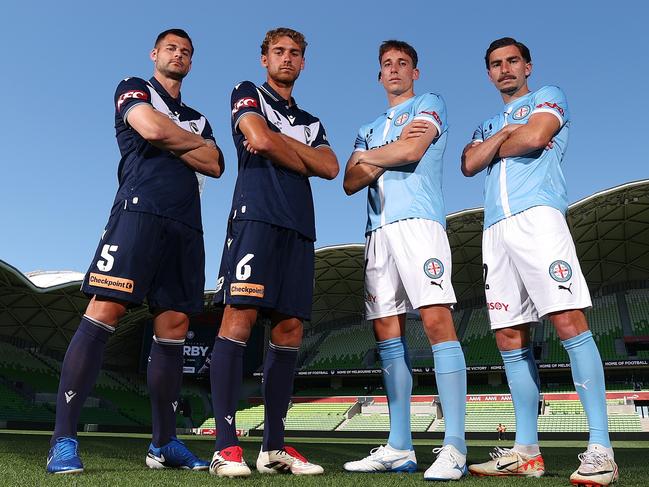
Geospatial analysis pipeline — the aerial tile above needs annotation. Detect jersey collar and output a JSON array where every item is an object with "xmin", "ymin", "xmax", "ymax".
[
  {"xmin": 261, "ymin": 82, "xmax": 297, "ymax": 109},
  {"xmin": 149, "ymin": 76, "xmax": 182, "ymax": 105}
]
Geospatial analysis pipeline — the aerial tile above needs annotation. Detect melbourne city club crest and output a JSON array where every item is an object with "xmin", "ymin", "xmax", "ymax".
[
  {"xmin": 424, "ymin": 258, "xmax": 444, "ymax": 279},
  {"xmin": 549, "ymin": 260, "xmax": 572, "ymax": 282}
]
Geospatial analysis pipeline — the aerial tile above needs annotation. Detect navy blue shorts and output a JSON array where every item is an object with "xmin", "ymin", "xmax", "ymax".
[
  {"xmin": 213, "ymin": 220, "xmax": 314, "ymax": 320},
  {"xmin": 81, "ymin": 208, "xmax": 205, "ymax": 314}
]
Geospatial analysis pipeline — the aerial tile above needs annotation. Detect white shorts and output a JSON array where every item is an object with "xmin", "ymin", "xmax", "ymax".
[
  {"xmin": 365, "ymin": 218, "xmax": 456, "ymax": 320},
  {"xmin": 483, "ymin": 206, "xmax": 592, "ymax": 329}
]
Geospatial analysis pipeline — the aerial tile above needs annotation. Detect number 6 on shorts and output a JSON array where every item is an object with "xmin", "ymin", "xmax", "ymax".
[{"xmin": 235, "ymin": 253, "xmax": 255, "ymax": 280}]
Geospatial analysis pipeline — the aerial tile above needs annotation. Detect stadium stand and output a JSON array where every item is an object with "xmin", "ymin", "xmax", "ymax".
[{"xmin": 460, "ymin": 309, "xmax": 501, "ymax": 366}]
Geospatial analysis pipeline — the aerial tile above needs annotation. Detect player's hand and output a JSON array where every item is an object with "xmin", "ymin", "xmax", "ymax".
[
  {"xmin": 400, "ymin": 120, "xmax": 430, "ymax": 139},
  {"xmin": 243, "ymin": 139, "xmax": 258, "ymax": 154},
  {"xmin": 545, "ymin": 139, "xmax": 555, "ymax": 150}
]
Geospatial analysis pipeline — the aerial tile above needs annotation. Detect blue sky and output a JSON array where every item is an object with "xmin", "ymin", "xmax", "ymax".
[{"xmin": 1, "ymin": 1, "xmax": 647, "ymax": 288}]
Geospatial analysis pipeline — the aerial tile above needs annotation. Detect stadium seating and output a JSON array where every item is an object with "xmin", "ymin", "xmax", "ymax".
[
  {"xmin": 460, "ymin": 309, "xmax": 501, "ymax": 366},
  {"xmin": 339, "ymin": 413, "xmax": 435, "ymax": 432},
  {"xmin": 305, "ymin": 323, "xmax": 375, "ymax": 370}
]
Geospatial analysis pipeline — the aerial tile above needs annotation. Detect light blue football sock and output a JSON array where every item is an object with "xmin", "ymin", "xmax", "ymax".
[
  {"xmin": 432, "ymin": 341, "xmax": 467, "ymax": 455},
  {"xmin": 377, "ymin": 337, "xmax": 413, "ymax": 451},
  {"xmin": 501, "ymin": 347, "xmax": 540, "ymax": 447},
  {"xmin": 562, "ymin": 330, "xmax": 611, "ymax": 448}
]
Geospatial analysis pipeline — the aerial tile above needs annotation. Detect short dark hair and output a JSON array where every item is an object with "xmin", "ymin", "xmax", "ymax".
[
  {"xmin": 379, "ymin": 40, "xmax": 418, "ymax": 68},
  {"xmin": 261, "ymin": 28, "xmax": 307, "ymax": 56},
  {"xmin": 155, "ymin": 28, "xmax": 194, "ymax": 57},
  {"xmin": 484, "ymin": 37, "xmax": 530, "ymax": 69}
]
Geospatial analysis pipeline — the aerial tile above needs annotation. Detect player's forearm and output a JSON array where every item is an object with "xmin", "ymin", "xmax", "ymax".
[
  {"xmin": 246, "ymin": 131, "xmax": 309, "ymax": 175},
  {"xmin": 356, "ymin": 139, "xmax": 421, "ymax": 168},
  {"xmin": 280, "ymin": 135, "xmax": 339, "ymax": 180},
  {"xmin": 498, "ymin": 124, "xmax": 551, "ymax": 158},
  {"xmin": 461, "ymin": 128, "xmax": 513, "ymax": 176},
  {"xmin": 343, "ymin": 159, "xmax": 384, "ymax": 195},
  {"xmin": 142, "ymin": 110, "xmax": 206, "ymax": 152},
  {"xmin": 177, "ymin": 143, "xmax": 224, "ymax": 178}
]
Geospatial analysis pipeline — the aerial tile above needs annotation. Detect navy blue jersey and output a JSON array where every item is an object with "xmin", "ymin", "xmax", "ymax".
[
  {"xmin": 113, "ymin": 76, "xmax": 215, "ymax": 231},
  {"xmin": 229, "ymin": 81, "xmax": 330, "ymax": 241}
]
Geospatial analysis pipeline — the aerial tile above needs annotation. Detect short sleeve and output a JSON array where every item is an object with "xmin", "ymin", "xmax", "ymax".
[
  {"xmin": 413, "ymin": 93, "xmax": 446, "ymax": 136},
  {"xmin": 531, "ymin": 85, "xmax": 569, "ymax": 127},
  {"xmin": 472, "ymin": 124, "xmax": 484, "ymax": 142},
  {"xmin": 231, "ymin": 81, "xmax": 264, "ymax": 133},
  {"xmin": 115, "ymin": 77, "xmax": 151, "ymax": 125},
  {"xmin": 311, "ymin": 120, "xmax": 330, "ymax": 148},
  {"xmin": 353, "ymin": 125, "xmax": 368, "ymax": 152}
]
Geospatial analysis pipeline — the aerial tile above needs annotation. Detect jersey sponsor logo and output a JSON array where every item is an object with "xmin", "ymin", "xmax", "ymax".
[
  {"xmin": 487, "ymin": 301, "xmax": 510, "ymax": 311},
  {"xmin": 116, "ymin": 90, "xmax": 148, "ymax": 110},
  {"xmin": 230, "ymin": 282, "xmax": 264, "ymax": 298},
  {"xmin": 189, "ymin": 121, "xmax": 199, "ymax": 133},
  {"xmin": 512, "ymin": 105, "xmax": 531, "ymax": 120},
  {"xmin": 394, "ymin": 112, "xmax": 410, "ymax": 126},
  {"xmin": 88, "ymin": 272, "xmax": 134, "ymax": 293},
  {"xmin": 420, "ymin": 110, "xmax": 442, "ymax": 126},
  {"xmin": 423, "ymin": 258, "xmax": 444, "ymax": 279},
  {"xmin": 232, "ymin": 97, "xmax": 258, "ymax": 115},
  {"xmin": 549, "ymin": 260, "xmax": 572, "ymax": 282},
  {"xmin": 536, "ymin": 101, "xmax": 565, "ymax": 116}
]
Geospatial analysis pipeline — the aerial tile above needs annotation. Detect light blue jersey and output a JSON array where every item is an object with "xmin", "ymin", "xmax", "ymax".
[
  {"xmin": 355, "ymin": 93, "xmax": 448, "ymax": 234},
  {"xmin": 473, "ymin": 85, "xmax": 570, "ymax": 229}
]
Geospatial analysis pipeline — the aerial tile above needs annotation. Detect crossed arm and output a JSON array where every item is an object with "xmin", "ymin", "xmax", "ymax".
[
  {"xmin": 343, "ymin": 119, "xmax": 437, "ymax": 195},
  {"xmin": 126, "ymin": 104, "xmax": 224, "ymax": 178},
  {"xmin": 239, "ymin": 113, "xmax": 339, "ymax": 180},
  {"xmin": 461, "ymin": 112, "xmax": 560, "ymax": 177}
]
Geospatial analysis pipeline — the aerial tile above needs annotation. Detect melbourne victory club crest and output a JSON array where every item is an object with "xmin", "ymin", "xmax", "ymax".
[
  {"xmin": 512, "ymin": 105, "xmax": 531, "ymax": 120},
  {"xmin": 394, "ymin": 112, "xmax": 410, "ymax": 126},
  {"xmin": 549, "ymin": 260, "xmax": 572, "ymax": 282}
]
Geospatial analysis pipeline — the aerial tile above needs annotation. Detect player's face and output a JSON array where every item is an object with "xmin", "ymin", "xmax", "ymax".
[
  {"xmin": 487, "ymin": 45, "xmax": 531, "ymax": 97},
  {"xmin": 262, "ymin": 36, "xmax": 304, "ymax": 86},
  {"xmin": 151, "ymin": 34, "xmax": 193, "ymax": 81},
  {"xmin": 379, "ymin": 49, "xmax": 419, "ymax": 97}
]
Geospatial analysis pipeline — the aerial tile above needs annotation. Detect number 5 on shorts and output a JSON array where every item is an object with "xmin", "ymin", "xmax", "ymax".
[
  {"xmin": 97, "ymin": 244, "xmax": 118, "ymax": 272},
  {"xmin": 236, "ymin": 253, "xmax": 255, "ymax": 280}
]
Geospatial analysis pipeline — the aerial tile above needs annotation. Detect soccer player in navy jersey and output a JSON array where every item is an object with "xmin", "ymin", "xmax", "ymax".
[
  {"xmin": 462, "ymin": 38, "xmax": 617, "ymax": 485},
  {"xmin": 208, "ymin": 28, "xmax": 338, "ymax": 478},
  {"xmin": 46, "ymin": 29, "xmax": 223, "ymax": 474}
]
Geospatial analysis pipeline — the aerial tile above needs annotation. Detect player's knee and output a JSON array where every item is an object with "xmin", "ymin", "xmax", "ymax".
[
  {"xmin": 153, "ymin": 311, "xmax": 190, "ymax": 340},
  {"xmin": 85, "ymin": 297, "xmax": 127, "ymax": 326},
  {"xmin": 271, "ymin": 319, "xmax": 303, "ymax": 347},
  {"xmin": 549, "ymin": 309, "xmax": 589, "ymax": 340}
]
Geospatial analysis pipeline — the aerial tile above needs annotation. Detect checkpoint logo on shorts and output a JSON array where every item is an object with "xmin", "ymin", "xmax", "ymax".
[
  {"xmin": 394, "ymin": 112, "xmax": 410, "ymax": 126},
  {"xmin": 230, "ymin": 283, "xmax": 265, "ymax": 299},
  {"xmin": 549, "ymin": 260, "xmax": 572, "ymax": 282},
  {"xmin": 423, "ymin": 258, "xmax": 444, "ymax": 279},
  {"xmin": 88, "ymin": 273, "xmax": 134, "ymax": 293},
  {"xmin": 511, "ymin": 105, "xmax": 531, "ymax": 120}
]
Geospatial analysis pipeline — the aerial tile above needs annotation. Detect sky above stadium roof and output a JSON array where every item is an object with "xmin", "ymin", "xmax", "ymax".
[{"xmin": 1, "ymin": 1, "xmax": 647, "ymax": 287}]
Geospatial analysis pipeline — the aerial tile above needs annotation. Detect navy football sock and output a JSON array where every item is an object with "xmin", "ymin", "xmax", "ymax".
[
  {"xmin": 262, "ymin": 342, "xmax": 298, "ymax": 451},
  {"xmin": 211, "ymin": 336, "xmax": 245, "ymax": 450},
  {"xmin": 148, "ymin": 336, "xmax": 185, "ymax": 448},
  {"xmin": 52, "ymin": 315, "xmax": 114, "ymax": 444}
]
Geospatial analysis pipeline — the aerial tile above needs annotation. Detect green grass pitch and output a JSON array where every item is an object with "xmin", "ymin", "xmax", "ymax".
[{"xmin": 1, "ymin": 431, "xmax": 647, "ymax": 486}]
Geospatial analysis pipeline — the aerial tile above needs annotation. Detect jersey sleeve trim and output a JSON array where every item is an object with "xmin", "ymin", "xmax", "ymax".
[
  {"xmin": 530, "ymin": 107, "xmax": 564, "ymax": 126},
  {"xmin": 413, "ymin": 114, "xmax": 443, "ymax": 137},
  {"xmin": 233, "ymin": 111, "xmax": 266, "ymax": 134},
  {"xmin": 122, "ymin": 102, "xmax": 150, "ymax": 128}
]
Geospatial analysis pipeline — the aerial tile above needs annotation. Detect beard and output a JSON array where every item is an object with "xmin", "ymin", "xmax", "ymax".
[{"xmin": 158, "ymin": 62, "xmax": 188, "ymax": 81}]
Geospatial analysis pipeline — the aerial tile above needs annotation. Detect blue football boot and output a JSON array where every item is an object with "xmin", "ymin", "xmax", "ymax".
[
  {"xmin": 47, "ymin": 437, "xmax": 84, "ymax": 474},
  {"xmin": 146, "ymin": 437, "xmax": 209, "ymax": 470}
]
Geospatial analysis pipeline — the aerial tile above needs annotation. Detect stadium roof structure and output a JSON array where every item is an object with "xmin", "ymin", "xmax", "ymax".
[
  {"xmin": 310, "ymin": 179, "xmax": 649, "ymax": 327},
  {"xmin": 1, "ymin": 179, "xmax": 648, "ymax": 355}
]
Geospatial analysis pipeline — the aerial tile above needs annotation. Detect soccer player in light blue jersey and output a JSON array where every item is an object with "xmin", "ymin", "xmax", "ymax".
[
  {"xmin": 462, "ymin": 38, "xmax": 617, "ymax": 486},
  {"xmin": 343, "ymin": 40, "xmax": 467, "ymax": 481}
]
